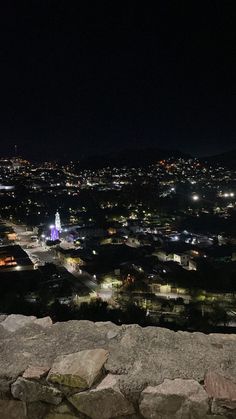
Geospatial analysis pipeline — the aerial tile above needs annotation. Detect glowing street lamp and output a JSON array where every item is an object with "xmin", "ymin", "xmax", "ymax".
[{"xmin": 192, "ymin": 194, "xmax": 200, "ymax": 201}]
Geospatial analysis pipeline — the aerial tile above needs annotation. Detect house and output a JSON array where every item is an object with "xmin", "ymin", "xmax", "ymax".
[
  {"xmin": 100, "ymin": 235, "xmax": 124, "ymax": 245},
  {"xmin": 55, "ymin": 247, "xmax": 86, "ymax": 271},
  {"xmin": 173, "ymin": 252, "xmax": 189, "ymax": 267},
  {"xmin": 0, "ymin": 245, "xmax": 34, "ymax": 271}
]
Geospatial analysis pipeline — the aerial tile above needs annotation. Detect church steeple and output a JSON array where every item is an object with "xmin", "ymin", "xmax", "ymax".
[{"xmin": 55, "ymin": 210, "xmax": 61, "ymax": 232}]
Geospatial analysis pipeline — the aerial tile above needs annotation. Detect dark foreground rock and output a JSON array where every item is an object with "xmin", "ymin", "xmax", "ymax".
[
  {"xmin": 11, "ymin": 377, "xmax": 62, "ymax": 404},
  {"xmin": 0, "ymin": 315, "xmax": 236, "ymax": 418},
  {"xmin": 69, "ymin": 374, "xmax": 135, "ymax": 418}
]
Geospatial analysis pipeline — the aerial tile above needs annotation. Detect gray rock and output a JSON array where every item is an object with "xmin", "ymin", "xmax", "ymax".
[
  {"xmin": 48, "ymin": 348, "xmax": 109, "ymax": 390},
  {"xmin": 0, "ymin": 400, "xmax": 27, "ymax": 419},
  {"xmin": 107, "ymin": 330, "xmax": 119, "ymax": 340},
  {"xmin": 139, "ymin": 378, "xmax": 209, "ymax": 419},
  {"xmin": 69, "ymin": 374, "xmax": 135, "ymax": 418},
  {"xmin": 118, "ymin": 364, "xmax": 149, "ymax": 403},
  {"xmin": 211, "ymin": 398, "xmax": 235, "ymax": 416},
  {"xmin": 23, "ymin": 365, "xmax": 50, "ymax": 379},
  {"xmin": 1, "ymin": 314, "xmax": 36, "ymax": 332},
  {"xmin": 11, "ymin": 377, "xmax": 62, "ymax": 405},
  {"xmin": 0, "ymin": 314, "xmax": 7, "ymax": 322},
  {"xmin": 205, "ymin": 370, "xmax": 236, "ymax": 411},
  {"xmin": 34, "ymin": 316, "xmax": 53, "ymax": 328}
]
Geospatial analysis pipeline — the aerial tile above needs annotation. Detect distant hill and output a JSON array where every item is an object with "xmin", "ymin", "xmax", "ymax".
[
  {"xmin": 79, "ymin": 148, "xmax": 191, "ymax": 168},
  {"xmin": 202, "ymin": 150, "xmax": 236, "ymax": 168}
]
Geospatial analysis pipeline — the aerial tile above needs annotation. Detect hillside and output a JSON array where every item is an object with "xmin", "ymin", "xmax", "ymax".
[
  {"xmin": 79, "ymin": 148, "xmax": 191, "ymax": 168},
  {"xmin": 202, "ymin": 149, "xmax": 236, "ymax": 168}
]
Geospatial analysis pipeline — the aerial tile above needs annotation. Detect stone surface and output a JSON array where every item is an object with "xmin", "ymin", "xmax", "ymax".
[
  {"xmin": 0, "ymin": 399, "xmax": 27, "ymax": 419},
  {"xmin": 48, "ymin": 348, "xmax": 108, "ymax": 389},
  {"xmin": 69, "ymin": 373, "xmax": 135, "ymax": 419},
  {"xmin": 0, "ymin": 314, "xmax": 52, "ymax": 333},
  {"xmin": 107, "ymin": 330, "xmax": 119, "ymax": 340},
  {"xmin": 1, "ymin": 316, "xmax": 236, "ymax": 418},
  {"xmin": 0, "ymin": 314, "xmax": 7, "ymax": 322},
  {"xmin": 139, "ymin": 378, "xmax": 209, "ymax": 419},
  {"xmin": 205, "ymin": 371, "xmax": 236, "ymax": 410},
  {"xmin": 0, "ymin": 377, "xmax": 13, "ymax": 398},
  {"xmin": 116, "ymin": 415, "xmax": 142, "ymax": 419},
  {"xmin": 211, "ymin": 399, "xmax": 235, "ymax": 416},
  {"xmin": 11, "ymin": 377, "xmax": 62, "ymax": 404},
  {"xmin": 45, "ymin": 402, "xmax": 83, "ymax": 418},
  {"xmin": 23, "ymin": 365, "xmax": 50, "ymax": 379},
  {"xmin": 1, "ymin": 314, "xmax": 36, "ymax": 332},
  {"xmin": 26, "ymin": 401, "xmax": 49, "ymax": 419},
  {"xmin": 34, "ymin": 316, "xmax": 53, "ymax": 328},
  {"xmin": 1, "ymin": 318, "xmax": 236, "ymax": 387}
]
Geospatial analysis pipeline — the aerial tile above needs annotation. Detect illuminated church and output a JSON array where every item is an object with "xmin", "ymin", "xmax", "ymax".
[{"xmin": 50, "ymin": 211, "xmax": 61, "ymax": 241}]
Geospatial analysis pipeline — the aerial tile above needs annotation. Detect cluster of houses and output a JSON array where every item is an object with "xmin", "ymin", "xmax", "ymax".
[{"xmin": 51, "ymin": 222, "xmax": 236, "ymax": 281}]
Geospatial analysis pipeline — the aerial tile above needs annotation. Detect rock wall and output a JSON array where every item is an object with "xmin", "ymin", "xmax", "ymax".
[{"xmin": 0, "ymin": 314, "xmax": 236, "ymax": 418}]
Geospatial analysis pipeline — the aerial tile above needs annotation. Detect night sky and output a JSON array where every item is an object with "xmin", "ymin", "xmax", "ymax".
[{"xmin": 1, "ymin": 2, "xmax": 236, "ymax": 160}]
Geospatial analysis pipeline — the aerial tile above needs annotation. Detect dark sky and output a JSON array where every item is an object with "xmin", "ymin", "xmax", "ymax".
[{"xmin": 1, "ymin": 2, "xmax": 236, "ymax": 160}]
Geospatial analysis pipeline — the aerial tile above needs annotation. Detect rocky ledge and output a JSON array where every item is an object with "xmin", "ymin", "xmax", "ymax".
[{"xmin": 0, "ymin": 315, "xmax": 236, "ymax": 418}]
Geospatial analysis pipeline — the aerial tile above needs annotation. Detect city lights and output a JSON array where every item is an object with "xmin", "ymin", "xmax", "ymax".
[{"xmin": 0, "ymin": 152, "xmax": 235, "ymax": 334}]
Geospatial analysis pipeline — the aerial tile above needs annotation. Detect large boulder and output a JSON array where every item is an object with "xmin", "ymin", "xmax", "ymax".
[
  {"xmin": 11, "ymin": 377, "xmax": 62, "ymax": 405},
  {"xmin": 48, "ymin": 348, "xmax": 109, "ymax": 390},
  {"xmin": 139, "ymin": 378, "xmax": 209, "ymax": 419},
  {"xmin": 69, "ymin": 374, "xmax": 135, "ymax": 418}
]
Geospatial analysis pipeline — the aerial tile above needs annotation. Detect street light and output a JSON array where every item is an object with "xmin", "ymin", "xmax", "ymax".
[{"xmin": 192, "ymin": 195, "xmax": 199, "ymax": 201}]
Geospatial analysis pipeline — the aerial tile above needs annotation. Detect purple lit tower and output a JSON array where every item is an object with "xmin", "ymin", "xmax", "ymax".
[
  {"xmin": 55, "ymin": 211, "xmax": 61, "ymax": 232},
  {"xmin": 49, "ymin": 211, "xmax": 61, "ymax": 241},
  {"xmin": 50, "ymin": 225, "xmax": 59, "ymax": 241}
]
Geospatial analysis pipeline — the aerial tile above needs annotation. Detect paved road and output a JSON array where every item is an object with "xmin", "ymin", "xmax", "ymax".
[
  {"xmin": 12, "ymin": 224, "xmax": 55, "ymax": 265},
  {"xmin": 66, "ymin": 267, "xmax": 98, "ymax": 293}
]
